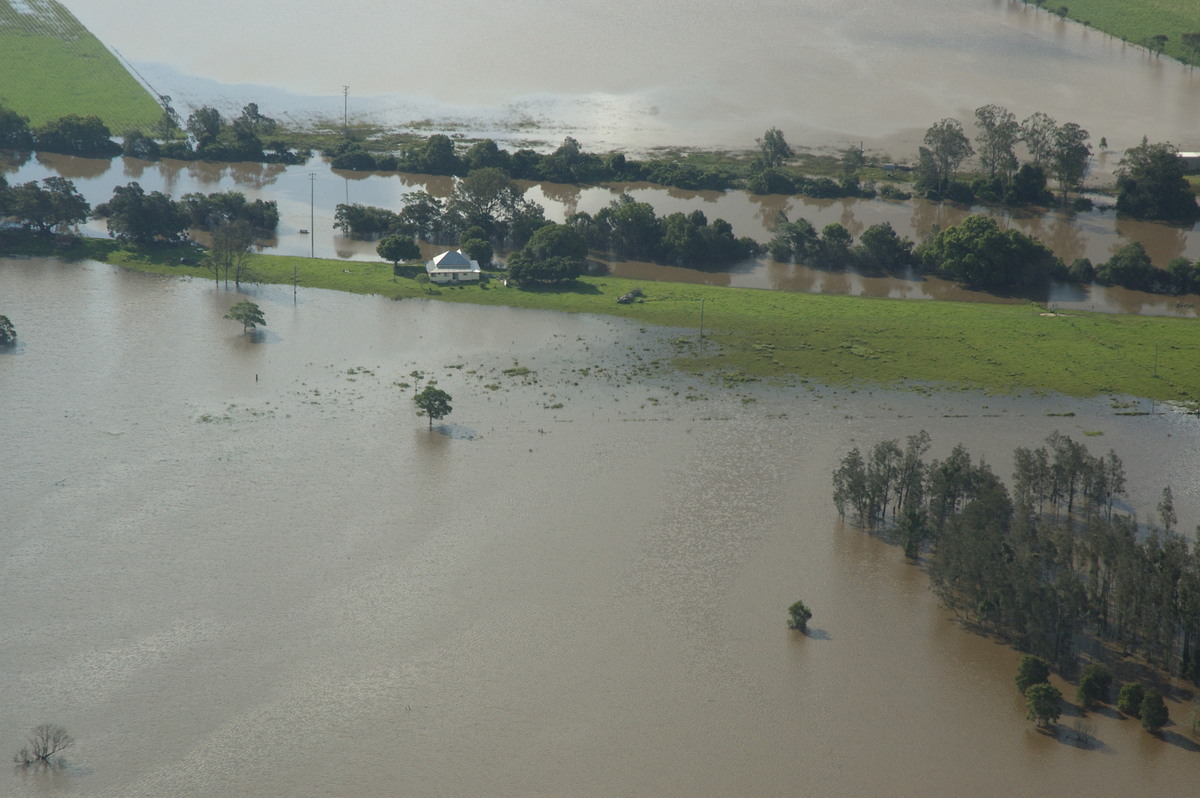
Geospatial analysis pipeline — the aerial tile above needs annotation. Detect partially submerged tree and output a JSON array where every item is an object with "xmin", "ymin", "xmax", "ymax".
[
  {"xmin": 0, "ymin": 314, "xmax": 16, "ymax": 345},
  {"xmin": 1025, "ymin": 682, "xmax": 1063, "ymax": 728},
  {"xmin": 916, "ymin": 118, "xmax": 974, "ymax": 197},
  {"xmin": 1116, "ymin": 139, "xmax": 1200, "ymax": 225},
  {"xmin": 13, "ymin": 724, "xmax": 73, "ymax": 767},
  {"xmin": 1117, "ymin": 682, "xmax": 1145, "ymax": 716},
  {"xmin": 1075, "ymin": 663, "xmax": 1112, "ymax": 711},
  {"xmin": 1015, "ymin": 655, "xmax": 1051, "ymax": 694},
  {"xmin": 787, "ymin": 600, "xmax": 813, "ymax": 633},
  {"xmin": 224, "ymin": 301, "xmax": 266, "ymax": 334},
  {"xmin": 1140, "ymin": 687, "xmax": 1169, "ymax": 733},
  {"xmin": 414, "ymin": 384, "xmax": 452, "ymax": 429},
  {"xmin": 755, "ymin": 127, "xmax": 794, "ymax": 170}
]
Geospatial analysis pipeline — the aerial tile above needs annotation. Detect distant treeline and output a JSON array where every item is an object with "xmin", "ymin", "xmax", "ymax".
[
  {"xmin": 0, "ymin": 101, "xmax": 309, "ymax": 164},
  {"xmin": 833, "ymin": 431, "xmax": 1200, "ymax": 681},
  {"xmin": 769, "ymin": 211, "xmax": 1200, "ymax": 297}
]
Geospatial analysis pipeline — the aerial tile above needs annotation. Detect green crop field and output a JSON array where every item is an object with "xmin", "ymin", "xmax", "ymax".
[
  {"xmin": 1024, "ymin": 0, "xmax": 1200, "ymax": 65},
  {"xmin": 0, "ymin": 0, "xmax": 160, "ymax": 131}
]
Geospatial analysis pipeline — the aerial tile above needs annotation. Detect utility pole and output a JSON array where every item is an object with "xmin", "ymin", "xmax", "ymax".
[
  {"xmin": 699, "ymin": 298, "xmax": 705, "ymax": 342},
  {"xmin": 342, "ymin": 85, "xmax": 349, "ymax": 128},
  {"xmin": 308, "ymin": 171, "xmax": 316, "ymax": 262}
]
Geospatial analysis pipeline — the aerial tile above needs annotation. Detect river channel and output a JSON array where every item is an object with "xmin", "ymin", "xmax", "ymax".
[{"xmin": 1, "ymin": 258, "xmax": 1197, "ymax": 796}]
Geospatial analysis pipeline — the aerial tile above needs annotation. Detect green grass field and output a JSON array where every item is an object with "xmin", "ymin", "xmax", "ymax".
[
  {"xmin": 1027, "ymin": 0, "xmax": 1200, "ymax": 65},
  {"xmin": 56, "ymin": 238, "xmax": 1196, "ymax": 407},
  {"xmin": 0, "ymin": 0, "xmax": 160, "ymax": 130}
]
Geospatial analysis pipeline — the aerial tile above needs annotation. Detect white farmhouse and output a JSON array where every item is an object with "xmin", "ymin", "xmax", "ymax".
[{"xmin": 425, "ymin": 249, "xmax": 482, "ymax": 284}]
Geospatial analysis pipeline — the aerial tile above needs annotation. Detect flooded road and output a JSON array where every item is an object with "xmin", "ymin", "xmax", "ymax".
[
  {"xmin": 7, "ymin": 152, "xmax": 1200, "ymax": 317},
  {"xmin": 59, "ymin": 0, "xmax": 1200, "ymax": 156},
  {"xmin": 2, "ymin": 257, "xmax": 1197, "ymax": 795}
]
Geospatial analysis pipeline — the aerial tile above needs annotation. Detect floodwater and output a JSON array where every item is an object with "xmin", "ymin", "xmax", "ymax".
[
  {"xmin": 58, "ymin": 0, "xmax": 1200, "ymax": 157},
  {"xmin": 6, "ymin": 152, "xmax": 1200, "ymax": 317},
  {"xmin": 2, "ymin": 257, "xmax": 1198, "ymax": 796}
]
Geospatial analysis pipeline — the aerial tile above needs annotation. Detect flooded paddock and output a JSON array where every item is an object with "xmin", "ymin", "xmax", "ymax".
[
  {"xmin": 6, "ymin": 152, "xmax": 1200, "ymax": 317},
  {"xmin": 1, "ymin": 257, "xmax": 1197, "ymax": 795},
  {"xmin": 60, "ymin": 0, "xmax": 1200, "ymax": 155}
]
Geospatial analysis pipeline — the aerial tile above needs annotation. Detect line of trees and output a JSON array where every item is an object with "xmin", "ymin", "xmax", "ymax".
[
  {"xmin": 833, "ymin": 431, "xmax": 1200, "ymax": 681},
  {"xmin": 329, "ymin": 133, "xmax": 737, "ymax": 192},
  {"xmin": 0, "ymin": 173, "xmax": 278, "ymax": 287},
  {"xmin": 915, "ymin": 106, "xmax": 1091, "ymax": 206},
  {"xmin": 333, "ymin": 167, "xmax": 760, "ymax": 283},
  {"xmin": 0, "ymin": 100, "xmax": 309, "ymax": 164}
]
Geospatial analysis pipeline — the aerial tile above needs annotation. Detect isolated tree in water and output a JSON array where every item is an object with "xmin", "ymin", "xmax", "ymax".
[
  {"xmin": 224, "ymin": 301, "xmax": 266, "ymax": 334},
  {"xmin": 414, "ymin": 384, "xmax": 452, "ymax": 429},
  {"xmin": 13, "ymin": 724, "xmax": 73, "ymax": 767},
  {"xmin": 0, "ymin": 314, "xmax": 16, "ymax": 345},
  {"xmin": 1140, "ymin": 687, "xmax": 1169, "ymax": 733},
  {"xmin": 787, "ymin": 600, "xmax": 813, "ymax": 633},
  {"xmin": 1025, "ymin": 682, "xmax": 1062, "ymax": 728}
]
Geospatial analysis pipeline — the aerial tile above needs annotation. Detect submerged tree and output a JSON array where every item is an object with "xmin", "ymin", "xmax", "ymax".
[
  {"xmin": 788, "ymin": 600, "xmax": 813, "ymax": 633},
  {"xmin": 0, "ymin": 315, "xmax": 15, "ymax": 345},
  {"xmin": 1025, "ymin": 682, "xmax": 1063, "ymax": 728},
  {"xmin": 13, "ymin": 724, "xmax": 73, "ymax": 767},
  {"xmin": 413, "ymin": 384, "xmax": 452, "ymax": 429},
  {"xmin": 224, "ymin": 301, "xmax": 266, "ymax": 334},
  {"xmin": 1140, "ymin": 687, "xmax": 1170, "ymax": 733}
]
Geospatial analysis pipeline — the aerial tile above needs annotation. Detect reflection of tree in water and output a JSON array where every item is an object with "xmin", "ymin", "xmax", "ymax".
[
  {"xmin": 838, "ymin": 199, "xmax": 865, "ymax": 239},
  {"xmin": 1041, "ymin": 213, "xmax": 1088, "ymax": 265},
  {"xmin": 0, "ymin": 149, "xmax": 30, "ymax": 176},
  {"xmin": 35, "ymin": 152, "xmax": 111, "ymax": 180},
  {"xmin": 154, "ymin": 158, "xmax": 184, "ymax": 194},
  {"xmin": 538, "ymin": 180, "xmax": 582, "ymax": 218},
  {"xmin": 225, "ymin": 162, "xmax": 282, "ymax": 192},
  {"xmin": 398, "ymin": 172, "xmax": 454, "ymax": 198},
  {"xmin": 186, "ymin": 160, "xmax": 226, "ymax": 187},
  {"xmin": 122, "ymin": 157, "xmax": 146, "ymax": 181},
  {"xmin": 1114, "ymin": 216, "xmax": 1188, "ymax": 266},
  {"xmin": 909, "ymin": 198, "xmax": 971, "ymax": 243},
  {"xmin": 748, "ymin": 192, "xmax": 791, "ymax": 230}
]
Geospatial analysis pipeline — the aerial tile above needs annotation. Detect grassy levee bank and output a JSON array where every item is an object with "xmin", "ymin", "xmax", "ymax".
[
  {"xmin": 0, "ymin": 0, "xmax": 160, "ymax": 130},
  {"xmin": 49, "ymin": 238, "xmax": 1197, "ymax": 407},
  {"xmin": 1022, "ymin": 0, "xmax": 1200, "ymax": 66}
]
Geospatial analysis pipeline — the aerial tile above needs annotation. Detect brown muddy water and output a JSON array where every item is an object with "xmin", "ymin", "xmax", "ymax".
[
  {"xmin": 2, "ymin": 257, "xmax": 1198, "ymax": 796},
  {"xmin": 60, "ymin": 0, "xmax": 1200, "ymax": 156},
  {"xmin": 7, "ymin": 152, "xmax": 1200, "ymax": 318}
]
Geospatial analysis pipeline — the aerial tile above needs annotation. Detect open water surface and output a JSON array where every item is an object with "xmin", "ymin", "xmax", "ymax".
[
  {"xmin": 1, "ymin": 257, "xmax": 1197, "ymax": 795},
  {"xmin": 57, "ymin": 0, "xmax": 1200, "ymax": 155}
]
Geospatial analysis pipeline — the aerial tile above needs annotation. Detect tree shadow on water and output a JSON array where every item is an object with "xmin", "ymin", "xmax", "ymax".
[
  {"xmin": 1159, "ymin": 729, "xmax": 1200, "ymax": 753},
  {"xmin": 804, "ymin": 627, "xmax": 832, "ymax": 641},
  {"xmin": 1052, "ymin": 720, "xmax": 1111, "ymax": 753}
]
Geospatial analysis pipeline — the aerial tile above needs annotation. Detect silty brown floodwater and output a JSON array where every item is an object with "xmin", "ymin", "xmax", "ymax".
[{"xmin": 1, "ymin": 259, "xmax": 1197, "ymax": 795}]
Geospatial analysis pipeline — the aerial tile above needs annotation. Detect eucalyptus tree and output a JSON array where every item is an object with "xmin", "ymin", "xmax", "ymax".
[
  {"xmin": 916, "ymin": 118, "xmax": 973, "ymax": 196},
  {"xmin": 974, "ymin": 104, "xmax": 1021, "ymax": 186}
]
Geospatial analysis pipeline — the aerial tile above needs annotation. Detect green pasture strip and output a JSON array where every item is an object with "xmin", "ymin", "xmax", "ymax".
[
  {"xmin": 1026, "ymin": 0, "xmax": 1200, "ymax": 66},
  {"xmin": 65, "ymin": 239, "xmax": 1197, "ymax": 405},
  {"xmin": 0, "ymin": 0, "xmax": 160, "ymax": 130}
]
